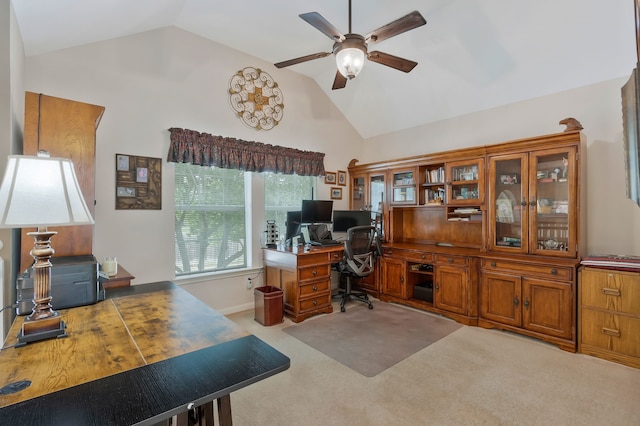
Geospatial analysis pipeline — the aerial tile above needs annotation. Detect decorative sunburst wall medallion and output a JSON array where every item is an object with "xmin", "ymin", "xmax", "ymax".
[{"xmin": 229, "ymin": 67, "xmax": 284, "ymax": 130}]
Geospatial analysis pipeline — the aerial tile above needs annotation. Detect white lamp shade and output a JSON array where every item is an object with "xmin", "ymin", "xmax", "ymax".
[
  {"xmin": 0, "ymin": 155, "xmax": 94, "ymax": 228},
  {"xmin": 336, "ymin": 47, "xmax": 366, "ymax": 79}
]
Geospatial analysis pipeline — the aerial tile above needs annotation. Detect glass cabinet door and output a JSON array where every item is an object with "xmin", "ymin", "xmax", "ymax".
[
  {"xmin": 351, "ymin": 174, "xmax": 366, "ymax": 211},
  {"xmin": 489, "ymin": 153, "xmax": 528, "ymax": 253},
  {"xmin": 446, "ymin": 159, "xmax": 484, "ymax": 205},
  {"xmin": 529, "ymin": 147, "xmax": 576, "ymax": 257},
  {"xmin": 390, "ymin": 169, "xmax": 416, "ymax": 204},
  {"xmin": 369, "ymin": 173, "xmax": 386, "ymax": 238}
]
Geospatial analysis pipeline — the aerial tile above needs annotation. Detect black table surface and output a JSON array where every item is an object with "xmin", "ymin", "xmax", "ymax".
[{"xmin": 0, "ymin": 281, "xmax": 290, "ymax": 425}]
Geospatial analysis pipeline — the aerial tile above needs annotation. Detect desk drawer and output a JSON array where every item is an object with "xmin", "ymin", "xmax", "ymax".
[
  {"xmin": 299, "ymin": 294, "xmax": 331, "ymax": 313},
  {"xmin": 481, "ymin": 259, "xmax": 573, "ymax": 281},
  {"xmin": 580, "ymin": 308, "xmax": 640, "ymax": 358},
  {"xmin": 435, "ymin": 254, "xmax": 468, "ymax": 267},
  {"xmin": 299, "ymin": 280, "xmax": 331, "ymax": 299},
  {"xmin": 580, "ymin": 268, "xmax": 640, "ymax": 315},
  {"xmin": 299, "ymin": 264, "xmax": 330, "ymax": 281},
  {"xmin": 298, "ymin": 252, "xmax": 329, "ymax": 267},
  {"xmin": 404, "ymin": 251, "xmax": 433, "ymax": 263},
  {"xmin": 329, "ymin": 250, "xmax": 344, "ymax": 263}
]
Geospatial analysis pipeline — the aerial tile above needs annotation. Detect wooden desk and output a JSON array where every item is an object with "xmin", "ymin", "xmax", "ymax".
[
  {"xmin": 263, "ymin": 245, "xmax": 343, "ymax": 323},
  {"xmin": 0, "ymin": 281, "xmax": 290, "ymax": 425},
  {"xmin": 101, "ymin": 265, "xmax": 135, "ymax": 289}
]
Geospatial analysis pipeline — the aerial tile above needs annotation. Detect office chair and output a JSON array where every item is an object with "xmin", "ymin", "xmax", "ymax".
[{"xmin": 336, "ymin": 225, "xmax": 382, "ymax": 312}]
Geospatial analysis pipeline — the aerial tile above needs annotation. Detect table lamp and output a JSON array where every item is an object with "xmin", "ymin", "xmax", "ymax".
[{"xmin": 0, "ymin": 151, "xmax": 94, "ymax": 345}]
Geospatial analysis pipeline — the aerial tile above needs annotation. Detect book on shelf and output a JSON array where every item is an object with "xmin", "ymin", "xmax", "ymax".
[{"xmin": 581, "ymin": 254, "xmax": 640, "ymax": 270}]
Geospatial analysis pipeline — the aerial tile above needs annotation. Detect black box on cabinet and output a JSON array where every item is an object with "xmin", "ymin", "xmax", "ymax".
[{"xmin": 413, "ymin": 282, "xmax": 433, "ymax": 303}]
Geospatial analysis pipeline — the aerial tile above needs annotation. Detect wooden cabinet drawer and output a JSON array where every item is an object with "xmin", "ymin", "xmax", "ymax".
[
  {"xmin": 299, "ymin": 280, "xmax": 331, "ymax": 299},
  {"xmin": 404, "ymin": 251, "xmax": 433, "ymax": 263},
  {"xmin": 435, "ymin": 254, "xmax": 468, "ymax": 267},
  {"xmin": 299, "ymin": 294, "xmax": 331, "ymax": 313},
  {"xmin": 299, "ymin": 264, "xmax": 330, "ymax": 281},
  {"xmin": 481, "ymin": 259, "xmax": 573, "ymax": 281},
  {"xmin": 580, "ymin": 308, "xmax": 640, "ymax": 358},
  {"xmin": 329, "ymin": 250, "xmax": 344, "ymax": 263},
  {"xmin": 580, "ymin": 268, "xmax": 640, "ymax": 315},
  {"xmin": 298, "ymin": 252, "xmax": 329, "ymax": 267}
]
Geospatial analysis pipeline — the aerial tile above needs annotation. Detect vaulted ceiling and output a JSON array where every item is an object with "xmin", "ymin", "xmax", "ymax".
[{"xmin": 12, "ymin": 0, "xmax": 636, "ymax": 139}]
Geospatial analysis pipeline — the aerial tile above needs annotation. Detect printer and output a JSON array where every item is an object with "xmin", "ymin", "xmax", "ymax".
[{"xmin": 16, "ymin": 255, "xmax": 101, "ymax": 316}]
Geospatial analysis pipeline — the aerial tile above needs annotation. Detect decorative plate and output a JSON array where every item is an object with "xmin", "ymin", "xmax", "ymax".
[
  {"xmin": 229, "ymin": 67, "xmax": 284, "ymax": 130},
  {"xmin": 496, "ymin": 190, "xmax": 517, "ymax": 223}
]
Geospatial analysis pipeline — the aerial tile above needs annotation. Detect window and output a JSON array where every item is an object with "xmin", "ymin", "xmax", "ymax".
[
  {"xmin": 175, "ymin": 164, "xmax": 246, "ymax": 276},
  {"xmin": 264, "ymin": 172, "xmax": 315, "ymax": 241}
]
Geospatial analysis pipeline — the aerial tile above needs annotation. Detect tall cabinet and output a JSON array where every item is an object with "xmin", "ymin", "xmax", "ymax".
[
  {"xmin": 21, "ymin": 92, "xmax": 105, "ymax": 272},
  {"xmin": 479, "ymin": 132, "xmax": 585, "ymax": 352}
]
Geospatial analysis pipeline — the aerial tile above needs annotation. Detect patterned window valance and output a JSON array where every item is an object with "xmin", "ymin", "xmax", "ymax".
[{"xmin": 167, "ymin": 128, "xmax": 325, "ymax": 176}]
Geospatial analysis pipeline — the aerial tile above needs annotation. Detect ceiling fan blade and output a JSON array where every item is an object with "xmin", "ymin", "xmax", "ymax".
[
  {"xmin": 299, "ymin": 12, "xmax": 346, "ymax": 42},
  {"xmin": 332, "ymin": 71, "xmax": 348, "ymax": 90},
  {"xmin": 365, "ymin": 11, "xmax": 426, "ymax": 44},
  {"xmin": 274, "ymin": 52, "xmax": 332, "ymax": 68},
  {"xmin": 368, "ymin": 51, "xmax": 418, "ymax": 73}
]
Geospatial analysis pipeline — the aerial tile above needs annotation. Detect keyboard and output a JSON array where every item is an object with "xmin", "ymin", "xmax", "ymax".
[{"xmin": 310, "ymin": 239, "xmax": 342, "ymax": 246}]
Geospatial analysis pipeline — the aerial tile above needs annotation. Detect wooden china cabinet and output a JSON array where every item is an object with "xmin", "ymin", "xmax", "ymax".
[
  {"xmin": 348, "ymin": 125, "xmax": 585, "ymax": 351},
  {"xmin": 479, "ymin": 132, "xmax": 585, "ymax": 352}
]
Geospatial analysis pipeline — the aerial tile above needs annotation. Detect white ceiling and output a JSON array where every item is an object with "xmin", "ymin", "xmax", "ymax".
[{"xmin": 12, "ymin": 0, "xmax": 637, "ymax": 139}]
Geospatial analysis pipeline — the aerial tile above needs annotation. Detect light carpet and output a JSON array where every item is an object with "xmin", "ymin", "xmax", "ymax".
[{"xmin": 283, "ymin": 301, "xmax": 461, "ymax": 377}]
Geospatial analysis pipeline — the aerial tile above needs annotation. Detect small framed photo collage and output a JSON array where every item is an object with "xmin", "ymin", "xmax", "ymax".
[{"xmin": 116, "ymin": 154, "xmax": 162, "ymax": 210}]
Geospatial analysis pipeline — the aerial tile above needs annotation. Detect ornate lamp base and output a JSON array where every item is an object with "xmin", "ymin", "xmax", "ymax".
[{"xmin": 16, "ymin": 228, "xmax": 69, "ymax": 347}]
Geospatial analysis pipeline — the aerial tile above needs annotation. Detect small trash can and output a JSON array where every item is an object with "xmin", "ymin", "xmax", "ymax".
[{"xmin": 254, "ymin": 285, "xmax": 284, "ymax": 326}]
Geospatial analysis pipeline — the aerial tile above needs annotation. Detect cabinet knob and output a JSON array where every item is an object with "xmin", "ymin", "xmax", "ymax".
[
  {"xmin": 523, "ymin": 297, "xmax": 529, "ymax": 308},
  {"xmin": 421, "ymin": 255, "xmax": 426, "ymax": 259},
  {"xmin": 435, "ymin": 284, "xmax": 440, "ymax": 290},
  {"xmin": 387, "ymin": 250, "xmax": 392, "ymax": 255},
  {"xmin": 333, "ymin": 253, "xmax": 340, "ymax": 258},
  {"xmin": 550, "ymin": 269, "xmax": 557, "ymax": 275},
  {"xmin": 520, "ymin": 200, "xmax": 527, "ymax": 206},
  {"xmin": 313, "ymin": 286, "xmax": 318, "ymax": 291},
  {"xmin": 312, "ymin": 270, "xmax": 317, "ymax": 276},
  {"xmin": 491, "ymin": 262, "xmax": 496, "ymax": 267},
  {"xmin": 513, "ymin": 296, "xmax": 519, "ymax": 306},
  {"xmin": 448, "ymin": 258, "xmax": 453, "ymax": 263},
  {"xmin": 400, "ymin": 277, "xmax": 404, "ymax": 283},
  {"xmin": 313, "ymin": 300, "xmax": 318, "ymax": 306}
]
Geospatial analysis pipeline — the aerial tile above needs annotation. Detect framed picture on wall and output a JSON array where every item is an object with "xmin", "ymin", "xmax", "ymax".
[
  {"xmin": 330, "ymin": 187, "xmax": 342, "ymax": 200},
  {"xmin": 337, "ymin": 170, "xmax": 347, "ymax": 186},
  {"xmin": 324, "ymin": 171, "xmax": 337, "ymax": 184}
]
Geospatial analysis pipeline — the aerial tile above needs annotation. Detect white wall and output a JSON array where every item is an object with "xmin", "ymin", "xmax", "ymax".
[
  {"xmin": 23, "ymin": 27, "xmax": 362, "ymax": 312},
  {"xmin": 1, "ymin": 1, "xmax": 24, "ymax": 338},
  {"xmin": 19, "ymin": 25, "xmax": 640, "ymax": 314},
  {"xmin": 363, "ymin": 77, "xmax": 640, "ymax": 256}
]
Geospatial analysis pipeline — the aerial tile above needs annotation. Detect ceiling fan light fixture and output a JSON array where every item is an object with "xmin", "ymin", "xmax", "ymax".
[{"xmin": 335, "ymin": 35, "xmax": 367, "ymax": 80}]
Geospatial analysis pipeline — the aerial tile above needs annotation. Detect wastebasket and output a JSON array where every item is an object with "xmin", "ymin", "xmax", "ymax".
[{"xmin": 254, "ymin": 285, "xmax": 284, "ymax": 326}]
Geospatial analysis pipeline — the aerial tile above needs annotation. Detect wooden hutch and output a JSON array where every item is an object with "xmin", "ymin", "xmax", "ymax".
[{"xmin": 348, "ymin": 126, "xmax": 586, "ymax": 352}]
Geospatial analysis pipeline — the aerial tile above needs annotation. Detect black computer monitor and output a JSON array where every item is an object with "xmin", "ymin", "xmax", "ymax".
[
  {"xmin": 285, "ymin": 210, "xmax": 302, "ymax": 241},
  {"xmin": 332, "ymin": 210, "xmax": 371, "ymax": 232},
  {"xmin": 300, "ymin": 199, "xmax": 333, "ymax": 224}
]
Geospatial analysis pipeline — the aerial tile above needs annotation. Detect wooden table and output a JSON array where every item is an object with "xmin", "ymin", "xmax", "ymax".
[{"xmin": 0, "ymin": 281, "xmax": 290, "ymax": 425}]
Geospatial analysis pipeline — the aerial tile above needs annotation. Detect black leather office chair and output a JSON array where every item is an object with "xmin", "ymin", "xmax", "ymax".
[{"xmin": 336, "ymin": 225, "xmax": 382, "ymax": 312}]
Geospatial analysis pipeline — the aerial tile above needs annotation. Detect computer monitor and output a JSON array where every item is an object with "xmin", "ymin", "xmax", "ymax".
[
  {"xmin": 285, "ymin": 211, "xmax": 302, "ymax": 241},
  {"xmin": 332, "ymin": 210, "xmax": 371, "ymax": 232},
  {"xmin": 300, "ymin": 199, "xmax": 333, "ymax": 224}
]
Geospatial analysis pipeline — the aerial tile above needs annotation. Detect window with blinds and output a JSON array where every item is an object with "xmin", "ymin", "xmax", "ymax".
[
  {"xmin": 264, "ymin": 172, "xmax": 315, "ymax": 242},
  {"xmin": 175, "ymin": 164, "xmax": 246, "ymax": 275}
]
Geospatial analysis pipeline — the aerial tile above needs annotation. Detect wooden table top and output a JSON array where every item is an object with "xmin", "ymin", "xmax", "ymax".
[{"xmin": 0, "ymin": 281, "xmax": 290, "ymax": 425}]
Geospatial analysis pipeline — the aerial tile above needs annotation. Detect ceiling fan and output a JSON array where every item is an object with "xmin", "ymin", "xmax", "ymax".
[{"xmin": 274, "ymin": 0, "xmax": 427, "ymax": 90}]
